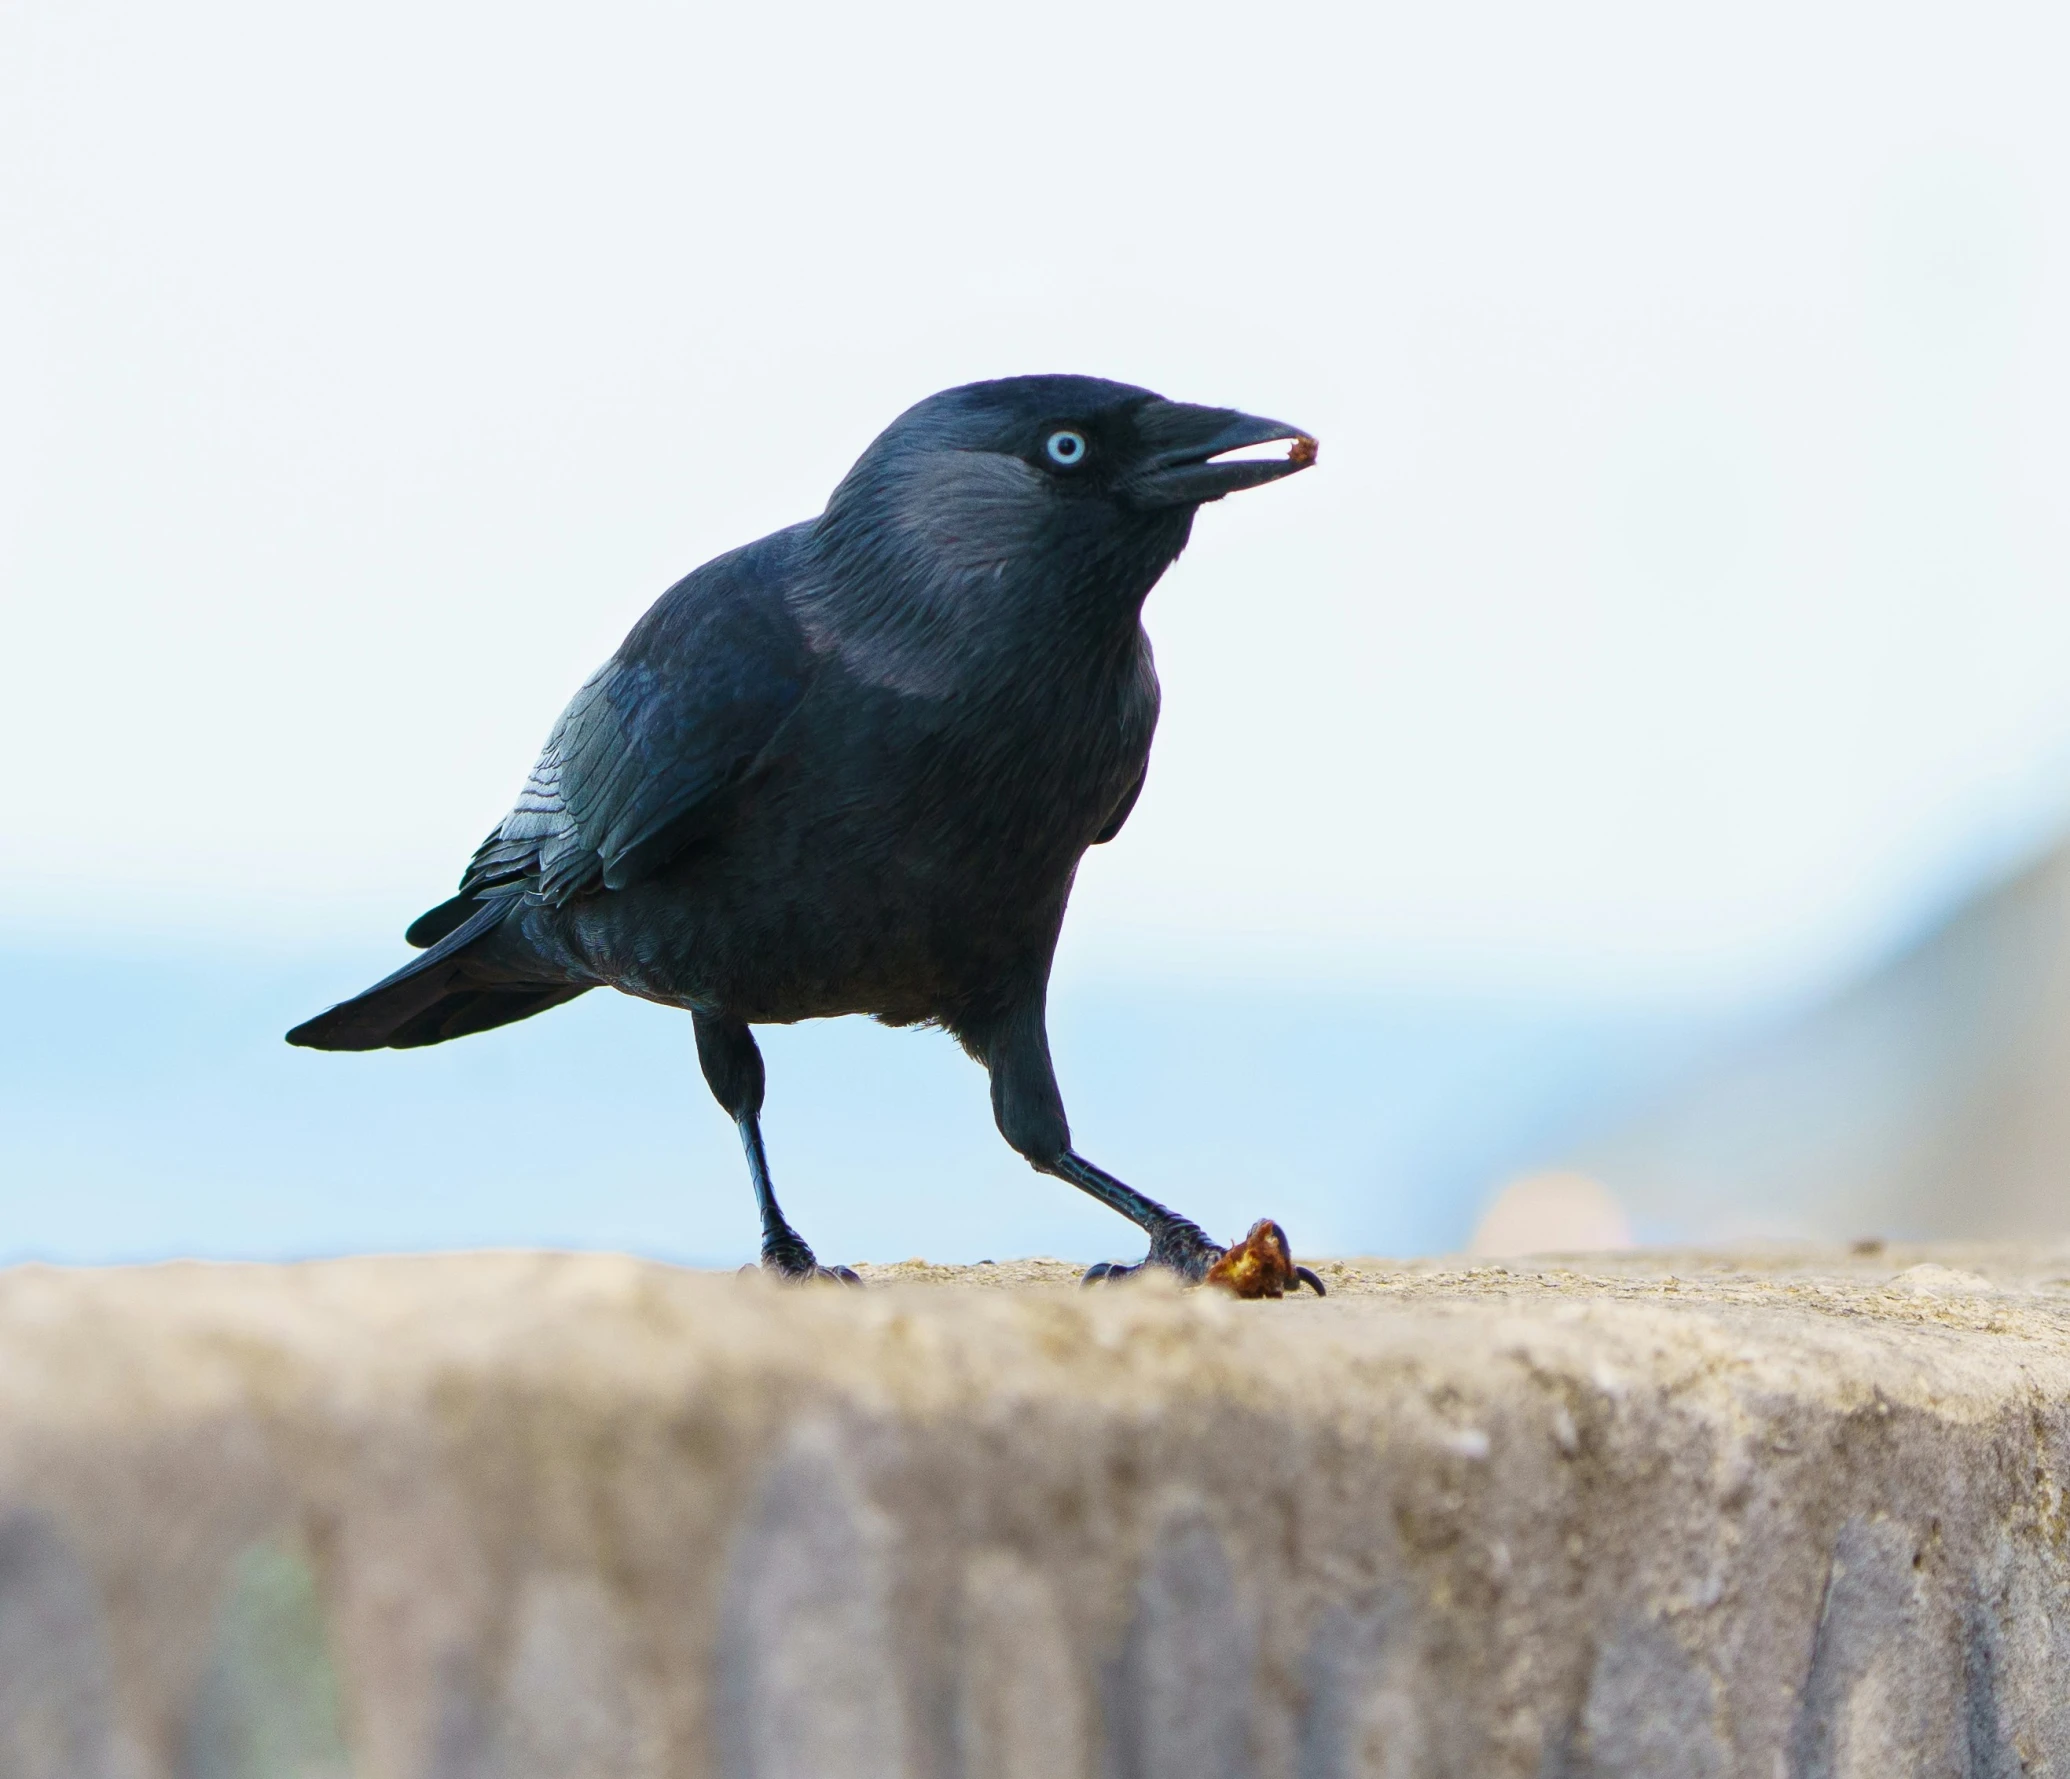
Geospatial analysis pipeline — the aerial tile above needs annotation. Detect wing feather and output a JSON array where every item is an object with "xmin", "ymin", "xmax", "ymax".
[{"xmin": 446, "ymin": 525, "xmax": 815, "ymax": 915}]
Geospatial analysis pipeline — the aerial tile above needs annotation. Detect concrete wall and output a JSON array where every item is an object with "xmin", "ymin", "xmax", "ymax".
[{"xmin": 2, "ymin": 1249, "xmax": 2068, "ymax": 1777}]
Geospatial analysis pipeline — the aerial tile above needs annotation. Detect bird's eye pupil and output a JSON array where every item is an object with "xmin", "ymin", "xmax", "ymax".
[{"xmin": 1046, "ymin": 429, "xmax": 1086, "ymax": 466}]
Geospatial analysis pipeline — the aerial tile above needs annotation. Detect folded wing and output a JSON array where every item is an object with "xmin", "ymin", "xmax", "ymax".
[{"xmin": 407, "ymin": 526, "xmax": 816, "ymax": 946}]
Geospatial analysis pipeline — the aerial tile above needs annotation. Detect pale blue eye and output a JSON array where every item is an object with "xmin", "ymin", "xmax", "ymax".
[{"xmin": 1045, "ymin": 429, "xmax": 1087, "ymax": 466}]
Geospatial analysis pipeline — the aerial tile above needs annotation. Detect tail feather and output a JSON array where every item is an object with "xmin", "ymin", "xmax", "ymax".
[
  {"xmin": 381, "ymin": 984, "xmax": 592, "ymax": 1048},
  {"xmin": 286, "ymin": 895, "xmax": 583, "ymax": 1051}
]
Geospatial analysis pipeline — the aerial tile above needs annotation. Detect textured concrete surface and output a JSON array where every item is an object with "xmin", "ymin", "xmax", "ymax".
[{"xmin": 3, "ymin": 1246, "xmax": 2070, "ymax": 1777}]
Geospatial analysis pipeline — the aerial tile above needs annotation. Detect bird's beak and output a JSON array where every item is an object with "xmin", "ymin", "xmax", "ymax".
[{"xmin": 1122, "ymin": 403, "xmax": 1318, "ymax": 510}]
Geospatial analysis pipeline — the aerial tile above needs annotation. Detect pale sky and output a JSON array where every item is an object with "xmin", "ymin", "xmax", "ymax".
[{"xmin": 6, "ymin": 0, "xmax": 2068, "ymax": 1002}]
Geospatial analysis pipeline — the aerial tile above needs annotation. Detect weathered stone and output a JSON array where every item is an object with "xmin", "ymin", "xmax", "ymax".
[
  {"xmin": 183, "ymin": 1537, "xmax": 353, "ymax": 1779},
  {"xmin": 1, "ymin": 1246, "xmax": 2068, "ymax": 1777},
  {"xmin": 0, "ymin": 1511, "xmax": 128, "ymax": 1779}
]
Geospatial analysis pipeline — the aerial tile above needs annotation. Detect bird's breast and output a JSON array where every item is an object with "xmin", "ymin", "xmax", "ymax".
[{"xmin": 556, "ymin": 635, "xmax": 1156, "ymax": 1022}]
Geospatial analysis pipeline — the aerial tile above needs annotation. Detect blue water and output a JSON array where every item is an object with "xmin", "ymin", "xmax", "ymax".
[{"xmin": 0, "ymin": 944, "xmax": 1705, "ymax": 1267}]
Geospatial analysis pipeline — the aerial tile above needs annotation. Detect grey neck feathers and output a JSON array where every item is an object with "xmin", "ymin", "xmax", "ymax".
[{"xmin": 798, "ymin": 450, "xmax": 1190, "ymax": 699}]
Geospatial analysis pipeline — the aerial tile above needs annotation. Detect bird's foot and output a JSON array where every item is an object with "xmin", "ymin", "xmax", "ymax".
[
  {"xmin": 1083, "ymin": 1216, "xmax": 1325, "ymax": 1298},
  {"xmin": 1082, "ymin": 1216, "xmax": 1225, "ymax": 1287},
  {"xmin": 745, "ymin": 1235, "xmax": 863, "ymax": 1286}
]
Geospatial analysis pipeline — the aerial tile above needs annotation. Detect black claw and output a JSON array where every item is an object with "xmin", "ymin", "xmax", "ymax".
[
  {"xmin": 757, "ymin": 1254, "xmax": 865, "ymax": 1286},
  {"xmin": 1295, "ymin": 1265, "xmax": 1327, "ymax": 1297},
  {"xmin": 759, "ymin": 1237, "xmax": 824, "ymax": 1282},
  {"xmin": 1082, "ymin": 1221, "xmax": 1226, "ymax": 1288}
]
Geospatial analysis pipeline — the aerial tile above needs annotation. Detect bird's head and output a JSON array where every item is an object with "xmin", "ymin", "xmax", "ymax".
[
  {"xmin": 813, "ymin": 375, "xmax": 1317, "ymax": 626},
  {"xmin": 852, "ymin": 374, "xmax": 1316, "ymax": 511}
]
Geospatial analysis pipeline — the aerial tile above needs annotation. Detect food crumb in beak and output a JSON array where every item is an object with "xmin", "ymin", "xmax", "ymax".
[{"xmin": 1289, "ymin": 435, "xmax": 1319, "ymax": 469}]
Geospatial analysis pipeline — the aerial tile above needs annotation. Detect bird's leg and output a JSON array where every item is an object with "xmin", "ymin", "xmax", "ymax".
[
  {"xmin": 694, "ymin": 1011, "xmax": 858, "ymax": 1284},
  {"xmin": 977, "ymin": 996, "xmax": 1225, "ymax": 1285},
  {"xmin": 733, "ymin": 1107, "xmax": 838, "ymax": 1279},
  {"xmin": 1047, "ymin": 1151, "xmax": 1226, "ymax": 1285}
]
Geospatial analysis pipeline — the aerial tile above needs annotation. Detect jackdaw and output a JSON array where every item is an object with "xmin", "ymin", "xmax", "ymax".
[{"xmin": 289, "ymin": 375, "xmax": 1319, "ymax": 1286}]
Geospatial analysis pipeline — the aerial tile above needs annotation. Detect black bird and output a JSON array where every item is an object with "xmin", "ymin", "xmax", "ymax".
[{"xmin": 289, "ymin": 376, "xmax": 1318, "ymax": 1285}]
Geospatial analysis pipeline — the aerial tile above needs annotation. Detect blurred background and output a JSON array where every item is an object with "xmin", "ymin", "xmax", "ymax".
[{"xmin": 4, "ymin": 0, "xmax": 2068, "ymax": 1267}]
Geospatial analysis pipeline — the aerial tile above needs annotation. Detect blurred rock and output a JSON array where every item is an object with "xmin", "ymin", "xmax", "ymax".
[
  {"xmin": 1468, "ymin": 1171, "xmax": 1634, "ymax": 1258},
  {"xmin": 1583, "ymin": 841, "xmax": 2070, "ymax": 1242},
  {"xmin": 1, "ymin": 1248, "xmax": 2069, "ymax": 1776}
]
